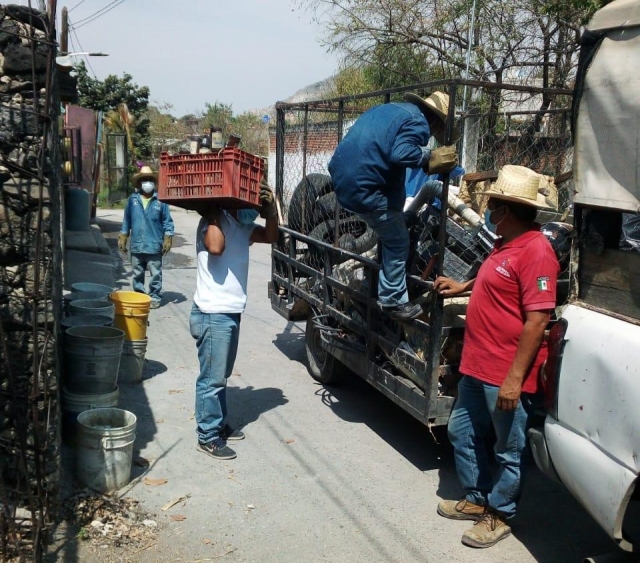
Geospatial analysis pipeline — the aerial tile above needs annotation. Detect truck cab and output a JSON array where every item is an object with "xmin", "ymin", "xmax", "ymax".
[{"xmin": 528, "ymin": 0, "xmax": 640, "ymax": 551}]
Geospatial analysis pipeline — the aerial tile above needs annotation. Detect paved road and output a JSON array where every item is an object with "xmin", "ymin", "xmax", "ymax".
[{"xmin": 71, "ymin": 207, "xmax": 615, "ymax": 562}]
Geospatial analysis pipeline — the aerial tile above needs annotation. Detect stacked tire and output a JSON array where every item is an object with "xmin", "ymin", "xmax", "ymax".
[{"xmin": 287, "ymin": 174, "xmax": 377, "ymax": 266}]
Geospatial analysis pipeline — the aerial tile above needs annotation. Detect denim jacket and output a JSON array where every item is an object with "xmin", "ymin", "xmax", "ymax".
[
  {"xmin": 120, "ymin": 192, "xmax": 175, "ymax": 255},
  {"xmin": 328, "ymin": 102, "xmax": 432, "ymax": 213}
]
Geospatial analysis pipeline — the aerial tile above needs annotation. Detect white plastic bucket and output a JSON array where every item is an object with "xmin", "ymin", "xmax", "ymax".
[
  {"xmin": 76, "ymin": 408, "xmax": 137, "ymax": 493},
  {"xmin": 118, "ymin": 338, "xmax": 147, "ymax": 384}
]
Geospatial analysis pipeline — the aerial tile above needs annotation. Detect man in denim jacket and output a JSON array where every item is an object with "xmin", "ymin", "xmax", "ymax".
[
  {"xmin": 118, "ymin": 166, "xmax": 175, "ymax": 309},
  {"xmin": 329, "ymin": 92, "xmax": 458, "ymax": 320}
]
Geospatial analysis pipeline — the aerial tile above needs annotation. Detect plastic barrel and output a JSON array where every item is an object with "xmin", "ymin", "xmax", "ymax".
[
  {"xmin": 71, "ymin": 282, "xmax": 115, "ymax": 294},
  {"xmin": 110, "ymin": 291, "xmax": 151, "ymax": 340},
  {"xmin": 61, "ymin": 386, "xmax": 119, "ymax": 439},
  {"xmin": 64, "ymin": 326, "xmax": 124, "ymax": 394},
  {"xmin": 65, "ymin": 187, "xmax": 91, "ymax": 232},
  {"xmin": 68, "ymin": 299, "xmax": 115, "ymax": 322},
  {"xmin": 76, "ymin": 408, "xmax": 137, "ymax": 493},
  {"xmin": 118, "ymin": 338, "xmax": 147, "ymax": 384}
]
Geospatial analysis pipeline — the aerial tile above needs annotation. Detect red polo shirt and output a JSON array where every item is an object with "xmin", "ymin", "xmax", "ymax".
[{"xmin": 460, "ymin": 228, "xmax": 559, "ymax": 394}]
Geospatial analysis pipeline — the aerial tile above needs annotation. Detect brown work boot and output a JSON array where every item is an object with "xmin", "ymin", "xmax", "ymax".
[
  {"xmin": 461, "ymin": 510, "xmax": 511, "ymax": 548},
  {"xmin": 437, "ymin": 498, "xmax": 485, "ymax": 521}
]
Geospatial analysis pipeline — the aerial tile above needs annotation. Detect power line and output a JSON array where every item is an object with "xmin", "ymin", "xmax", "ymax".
[
  {"xmin": 68, "ymin": 0, "xmax": 88, "ymax": 13},
  {"xmin": 68, "ymin": 18, "xmax": 97, "ymax": 78},
  {"xmin": 72, "ymin": 0, "xmax": 126, "ymax": 29},
  {"xmin": 72, "ymin": 0, "xmax": 121, "ymax": 25}
]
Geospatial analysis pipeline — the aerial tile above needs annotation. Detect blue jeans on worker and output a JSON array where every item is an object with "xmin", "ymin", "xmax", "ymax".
[
  {"xmin": 360, "ymin": 208, "xmax": 409, "ymax": 306},
  {"xmin": 189, "ymin": 304, "xmax": 240, "ymax": 444},
  {"xmin": 131, "ymin": 253, "xmax": 162, "ymax": 303},
  {"xmin": 448, "ymin": 375, "xmax": 533, "ymax": 518}
]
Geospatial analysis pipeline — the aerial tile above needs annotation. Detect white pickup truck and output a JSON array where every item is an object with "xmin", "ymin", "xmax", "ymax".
[{"xmin": 528, "ymin": 0, "xmax": 640, "ymax": 555}]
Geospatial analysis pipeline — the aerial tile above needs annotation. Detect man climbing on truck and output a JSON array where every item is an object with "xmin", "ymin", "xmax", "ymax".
[{"xmin": 328, "ymin": 91, "xmax": 459, "ymax": 321}]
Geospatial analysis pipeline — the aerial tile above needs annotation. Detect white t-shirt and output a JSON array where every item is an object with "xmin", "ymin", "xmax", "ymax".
[{"xmin": 193, "ymin": 212, "xmax": 256, "ymax": 314}]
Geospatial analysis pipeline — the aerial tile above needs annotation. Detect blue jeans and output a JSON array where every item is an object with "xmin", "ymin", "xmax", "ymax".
[
  {"xmin": 448, "ymin": 375, "xmax": 533, "ymax": 518},
  {"xmin": 189, "ymin": 304, "xmax": 240, "ymax": 444},
  {"xmin": 360, "ymin": 208, "xmax": 409, "ymax": 306},
  {"xmin": 131, "ymin": 253, "xmax": 162, "ymax": 302}
]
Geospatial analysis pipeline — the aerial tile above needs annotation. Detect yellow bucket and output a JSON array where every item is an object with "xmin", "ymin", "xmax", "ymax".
[{"xmin": 109, "ymin": 291, "xmax": 152, "ymax": 341}]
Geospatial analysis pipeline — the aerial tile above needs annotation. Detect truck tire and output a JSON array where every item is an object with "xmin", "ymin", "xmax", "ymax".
[
  {"xmin": 288, "ymin": 173, "xmax": 334, "ymax": 234},
  {"xmin": 305, "ymin": 317, "xmax": 344, "ymax": 385},
  {"xmin": 305, "ymin": 219, "xmax": 377, "ymax": 266},
  {"xmin": 312, "ymin": 192, "xmax": 356, "ymax": 227}
]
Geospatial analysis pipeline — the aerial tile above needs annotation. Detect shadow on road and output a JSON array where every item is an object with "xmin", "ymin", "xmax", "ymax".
[
  {"xmin": 271, "ymin": 320, "xmax": 307, "ymax": 368},
  {"xmin": 227, "ymin": 384, "xmax": 289, "ymax": 431},
  {"xmin": 272, "ymin": 322, "xmax": 617, "ymax": 561},
  {"xmin": 161, "ymin": 290, "xmax": 188, "ymax": 306}
]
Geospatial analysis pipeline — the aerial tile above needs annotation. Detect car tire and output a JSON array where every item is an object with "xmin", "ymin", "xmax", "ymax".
[
  {"xmin": 305, "ymin": 316, "xmax": 344, "ymax": 385},
  {"xmin": 304, "ymin": 219, "xmax": 377, "ymax": 266},
  {"xmin": 287, "ymin": 173, "xmax": 334, "ymax": 234}
]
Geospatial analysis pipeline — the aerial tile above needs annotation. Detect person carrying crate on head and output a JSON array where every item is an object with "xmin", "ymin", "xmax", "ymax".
[
  {"xmin": 189, "ymin": 165, "xmax": 279, "ymax": 461},
  {"xmin": 118, "ymin": 166, "xmax": 175, "ymax": 309},
  {"xmin": 328, "ymin": 91, "xmax": 459, "ymax": 321}
]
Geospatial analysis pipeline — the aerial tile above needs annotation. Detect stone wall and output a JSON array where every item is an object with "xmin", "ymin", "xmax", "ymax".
[{"xmin": 0, "ymin": 4, "xmax": 62, "ymax": 561}]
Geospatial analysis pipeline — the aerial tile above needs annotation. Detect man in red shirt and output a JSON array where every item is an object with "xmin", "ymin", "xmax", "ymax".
[{"xmin": 434, "ymin": 165, "xmax": 560, "ymax": 548}]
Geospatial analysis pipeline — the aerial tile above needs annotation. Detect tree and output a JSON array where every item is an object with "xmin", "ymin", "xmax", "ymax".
[
  {"xmin": 147, "ymin": 103, "xmax": 188, "ymax": 161},
  {"xmin": 298, "ymin": 0, "xmax": 610, "ymax": 96},
  {"xmin": 76, "ymin": 62, "xmax": 151, "ymax": 160},
  {"xmin": 194, "ymin": 102, "xmax": 269, "ymax": 157}
]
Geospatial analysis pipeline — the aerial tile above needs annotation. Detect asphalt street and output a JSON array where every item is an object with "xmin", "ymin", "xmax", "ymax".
[{"xmin": 65, "ymin": 206, "xmax": 616, "ymax": 563}]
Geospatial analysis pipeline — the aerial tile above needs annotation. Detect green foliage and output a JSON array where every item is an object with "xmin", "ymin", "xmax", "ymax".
[
  {"xmin": 147, "ymin": 104, "xmax": 188, "ymax": 161},
  {"xmin": 543, "ymin": 0, "xmax": 614, "ymax": 24},
  {"xmin": 76, "ymin": 62, "xmax": 151, "ymax": 160},
  {"xmin": 198, "ymin": 102, "xmax": 268, "ymax": 156},
  {"xmin": 301, "ymin": 0, "xmax": 596, "ymax": 93}
]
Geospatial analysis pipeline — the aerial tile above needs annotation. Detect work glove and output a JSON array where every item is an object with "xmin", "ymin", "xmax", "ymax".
[
  {"xmin": 162, "ymin": 235, "xmax": 173, "ymax": 256},
  {"xmin": 117, "ymin": 233, "xmax": 128, "ymax": 253},
  {"xmin": 428, "ymin": 145, "xmax": 458, "ymax": 175},
  {"xmin": 259, "ymin": 168, "xmax": 278, "ymax": 220}
]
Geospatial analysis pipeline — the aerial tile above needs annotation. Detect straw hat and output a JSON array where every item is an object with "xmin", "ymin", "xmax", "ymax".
[
  {"xmin": 480, "ymin": 165, "xmax": 558, "ymax": 210},
  {"xmin": 403, "ymin": 91, "xmax": 460, "ymax": 142},
  {"xmin": 132, "ymin": 166, "xmax": 158, "ymax": 186}
]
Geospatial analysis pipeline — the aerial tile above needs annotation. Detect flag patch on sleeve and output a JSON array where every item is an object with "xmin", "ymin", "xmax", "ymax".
[{"xmin": 537, "ymin": 276, "xmax": 550, "ymax": 291}]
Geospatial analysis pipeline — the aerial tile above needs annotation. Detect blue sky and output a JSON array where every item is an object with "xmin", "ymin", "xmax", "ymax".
[{"xmin": 61, "ymin": 0, "xmax": 338, "ymax": 116}]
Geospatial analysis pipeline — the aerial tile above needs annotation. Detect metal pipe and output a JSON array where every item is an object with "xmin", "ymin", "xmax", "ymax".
[
  {"xmin": 405, "ymin": 180, "xmax": 483, "ymax": 228},
  {"xmin": 462, "ymin": 0, "xmax": 478, "ymax": 112}
]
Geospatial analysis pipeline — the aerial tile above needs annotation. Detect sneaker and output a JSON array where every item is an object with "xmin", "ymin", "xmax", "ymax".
[
  {"xmin": 196, "ymin": 438, "xmax": 236, "ymax": 460},
  {"xmin": 220, "ymin": 424, "xmax": 245, "ymax": 441},
  {"xmin": 437, "ymin": 499, "xmax": 485, "ymax": 521},
  {"xmin": 150, "ymin": 300, "xmax": 161, "ymax": 309},
  {"xmin": 461, "ymin": 510, "xmax": 511, "ymax": 548},
  {"xmin": 382, "ymin": 301, "xmax": 423, "ymax": 321}
]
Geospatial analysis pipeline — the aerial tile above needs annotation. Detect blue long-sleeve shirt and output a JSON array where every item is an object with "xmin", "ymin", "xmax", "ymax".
[
  {"xmin": 328, "ymin": 102, "xmax": 432, "ymax": 213},
  {"xmin": 120, "ymin": 192, "xmax": 174, "ymax": 255}
]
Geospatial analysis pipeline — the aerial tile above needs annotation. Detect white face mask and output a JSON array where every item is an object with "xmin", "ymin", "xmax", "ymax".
[{"xmin": 140, "ymin": 181, "xmax": 155, "ymax": 194}]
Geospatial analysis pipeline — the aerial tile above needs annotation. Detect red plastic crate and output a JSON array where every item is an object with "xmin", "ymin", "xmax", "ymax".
[{"xmin": 158, "ymin": 148, "xmax": 264, "ymax": 211}]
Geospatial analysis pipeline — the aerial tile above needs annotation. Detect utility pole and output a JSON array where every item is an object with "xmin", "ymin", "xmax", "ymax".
[{"xmin": 60, "ymin": 6, "xmax": 68, "ymax": 55}]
